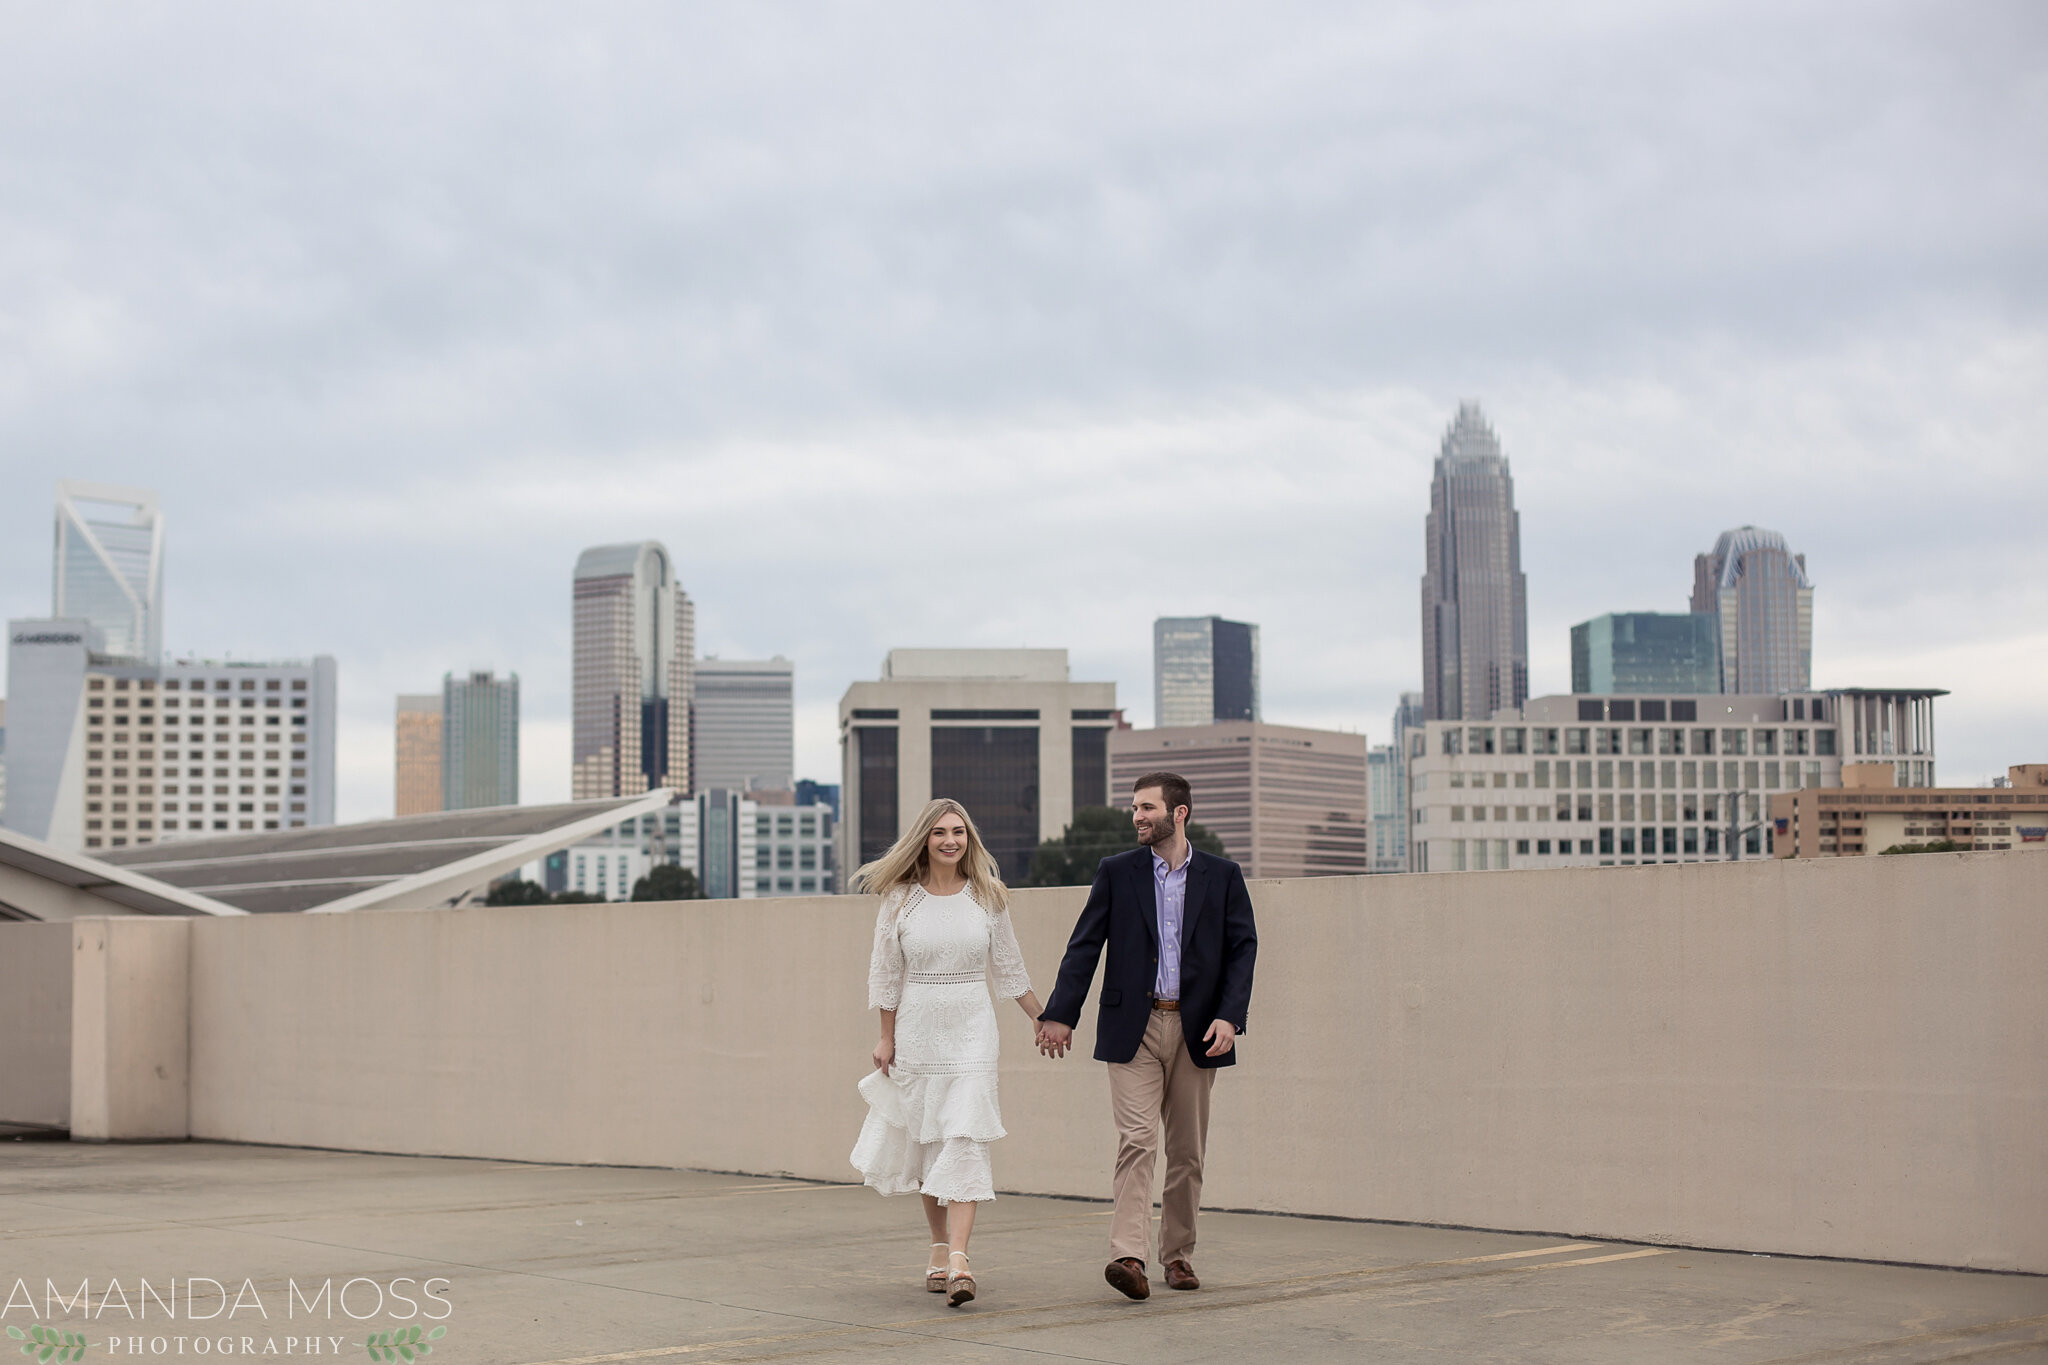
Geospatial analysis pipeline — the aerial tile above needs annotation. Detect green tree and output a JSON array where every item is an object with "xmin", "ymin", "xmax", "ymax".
[
  {"xmin": 632, "ymin": 863, "xmax": 703, "ymax": 901},
  {"xmin": 551, "ymin": 890, "xmax": 605, "ymax": 904},
  {"xmin": 1879, "ymin": 839, "xmax": 1965, "ymax": 855},
  {"xmin": 1024, "ymin": 806, "xmax": 1226, "ymax": 887},
  {"xmin": 485, "ymin": 877, "xmax": 553, "ymax": 906}
]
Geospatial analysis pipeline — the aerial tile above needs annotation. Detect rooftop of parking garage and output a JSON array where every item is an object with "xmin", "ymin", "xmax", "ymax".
[{"xmin": 4, "ymin": 1141, "xmax": 2043, "ymax": 1365}]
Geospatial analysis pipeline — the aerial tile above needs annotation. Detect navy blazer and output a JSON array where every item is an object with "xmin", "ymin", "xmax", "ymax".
[{"xmin": 1041, "ymin": 845, "xmax": 1258, "ymax": 1068}]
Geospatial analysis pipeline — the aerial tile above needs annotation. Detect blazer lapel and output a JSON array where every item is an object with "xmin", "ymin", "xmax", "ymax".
[
  {"xmin": 1129, "ymin": 849, "xmax": 1159, "ymax": 947},
  {"xmin": 1179, "ymin": 851, "xmax": 1208, "ymax": 950}
]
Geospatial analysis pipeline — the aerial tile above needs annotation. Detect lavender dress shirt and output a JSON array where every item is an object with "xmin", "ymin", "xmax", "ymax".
[{"xmin": 1151, "ymin": 845, "xmax": 1189, "ymax": 1000}]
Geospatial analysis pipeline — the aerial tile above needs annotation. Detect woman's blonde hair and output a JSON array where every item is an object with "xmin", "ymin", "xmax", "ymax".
[{"xmin": 854, "ymin": 798, "xmax": 1010, "ymax": 911}]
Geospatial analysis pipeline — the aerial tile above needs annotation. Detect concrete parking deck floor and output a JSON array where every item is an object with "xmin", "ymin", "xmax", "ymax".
[{"xmin": 2, "ymin": 1141, "xmax": 2044, "ymax": 1365}]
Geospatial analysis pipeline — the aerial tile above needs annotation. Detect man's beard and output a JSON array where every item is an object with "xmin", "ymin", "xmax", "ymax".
[{"xmin": 1136, "ymin": 811, "xmax": 1178, "ymax": 846}]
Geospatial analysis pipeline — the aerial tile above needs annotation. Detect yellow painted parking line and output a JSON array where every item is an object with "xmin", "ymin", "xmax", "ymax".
[
  {"xmin": 1529, "ymin": 1247, "xmax": 1674, "ymax": 1270},
  {"xmin": 513, "ymin": 1241, "xmax": 1674, "ymax": 1365}
]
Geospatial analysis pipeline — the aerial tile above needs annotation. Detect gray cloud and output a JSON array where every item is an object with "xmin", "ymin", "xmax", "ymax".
[{"xmin": 1, "ymin": 1, "xmax": 2042, "ymax": 817}]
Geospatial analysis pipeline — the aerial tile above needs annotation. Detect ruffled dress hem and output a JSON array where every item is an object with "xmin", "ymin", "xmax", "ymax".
[{"xmin": 849, "ymin": 1066, "xmax": 1005, "ymax": 1205}]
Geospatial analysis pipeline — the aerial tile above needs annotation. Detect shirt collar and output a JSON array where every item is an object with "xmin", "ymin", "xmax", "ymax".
[{"xmin": 1151, "ymin": 843, "xmax": 1191, "ymax": 877}]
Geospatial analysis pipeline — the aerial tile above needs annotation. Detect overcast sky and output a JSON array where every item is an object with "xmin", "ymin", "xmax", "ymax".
[{"xmin": 2, "ymin": 2, "xmax": 2042, "ymax": 820}]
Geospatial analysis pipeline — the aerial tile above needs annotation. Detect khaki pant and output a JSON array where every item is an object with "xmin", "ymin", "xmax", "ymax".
[{"xmin": 1107, "ymin": 1006, "xmax": 1216, "ymax": 1265}]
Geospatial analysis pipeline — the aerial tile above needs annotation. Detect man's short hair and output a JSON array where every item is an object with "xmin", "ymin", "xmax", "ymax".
[{"xmin": 1133, "ymin": 771, "xmax": 1192, "ymax": 817}]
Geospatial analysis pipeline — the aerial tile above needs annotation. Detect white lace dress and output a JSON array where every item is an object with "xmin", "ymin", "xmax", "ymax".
[{"xmin": 850, "ymin": 884, "xmax": 1032, "ymax": 1205}]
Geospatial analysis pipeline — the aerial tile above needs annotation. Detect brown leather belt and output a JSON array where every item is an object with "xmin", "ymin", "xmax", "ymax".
[{"xmin": 1151, "ymin": 999, "xmax": 1180, "ymax": 1011}]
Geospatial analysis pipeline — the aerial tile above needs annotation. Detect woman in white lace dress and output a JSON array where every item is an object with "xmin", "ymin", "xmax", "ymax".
[{"xmin": 850, "ymin": 797, "xmax": 1044, "ymax": 1306}]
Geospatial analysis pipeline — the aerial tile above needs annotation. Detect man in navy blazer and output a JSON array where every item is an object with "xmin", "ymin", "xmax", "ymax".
[{"xmin": 1037, "ymin": 771, "xmax": 1258, "ymax": 1301}]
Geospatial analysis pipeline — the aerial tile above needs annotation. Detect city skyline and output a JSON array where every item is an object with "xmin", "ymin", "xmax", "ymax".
[{"xmin": 0, "ymin": 6, "xmax": 2039, "ymax": 819}]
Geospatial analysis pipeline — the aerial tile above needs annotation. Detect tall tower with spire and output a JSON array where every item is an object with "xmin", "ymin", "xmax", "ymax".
[{"xmin": 1421, "ymin": 403, "xmax": 1528, "ymax": 721}]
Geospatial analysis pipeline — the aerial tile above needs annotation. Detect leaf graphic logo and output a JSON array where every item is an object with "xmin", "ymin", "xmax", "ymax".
[
  {"xmin": 360, "ymin": 1326, "xmax": 446, "ymax": 1362},
  {"xmin": 6, "ymin": 1326, "xmax": 87, "ymax": 1363}
]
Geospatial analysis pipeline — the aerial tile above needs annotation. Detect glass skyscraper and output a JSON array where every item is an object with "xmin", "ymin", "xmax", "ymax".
[
  {"xmin": 1571, "ymin": 613, "xmax": 1721, "ymax": 694},
  {"xmin": 1421, "ymin": 404, "xmax": 1528, "ymax": 721},
  {"xmin": 54, "ymin": 481, "xmax": 163, "ymax": 661},
  {"xmin": 1153, "ymin": 615, "xmax": 1260, "ymax": 727},
  {"xmin": 1377, "ymin": 690, "xmax": 1425, "ymax": 872},
  {"xmin": 443, "ymin": 670, "xmax": 519, "ymax": 810},
  {"xmin": 572, "ymin": 542, "xmax": 694, "ymax": 799},
  {"xmin": 1691, "ymin": 527, "xmax": 1814, "ymax": 694}
]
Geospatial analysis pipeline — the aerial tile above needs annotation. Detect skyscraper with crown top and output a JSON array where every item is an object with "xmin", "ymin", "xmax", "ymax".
[{"xmin": 1421, "ymin": 403, "xmax": 1528, "ymax": 721}]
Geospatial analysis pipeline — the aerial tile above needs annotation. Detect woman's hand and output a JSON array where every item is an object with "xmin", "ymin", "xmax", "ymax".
[{"xmin": 872, "ymin": 1036, "xmax": 894, "ymax": 1076}]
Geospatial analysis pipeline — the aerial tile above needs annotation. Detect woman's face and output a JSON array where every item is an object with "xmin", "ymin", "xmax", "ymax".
[{"xmin": 927, "ymin": 814, "xmax": 968, "ymax": 870}]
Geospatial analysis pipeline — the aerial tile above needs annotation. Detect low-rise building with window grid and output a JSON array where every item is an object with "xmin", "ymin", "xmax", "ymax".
[
  {"xmin": 527, "ymin": 792, "xmax": 834, "ymax": 900},
  {"xmin": 1403, "ymin": 688, "xmax": 1943, "ymax": 872},
  {"xmin": 1771, "ymin": 764, "xmax": 2047, "ymax": 857},
  {"xmin": 3, "ymin": 618, "xmax": 338, "ymax": 851},
  {"xmin": 752, "ymin": 798, "xmax": 837, "ymax": 897}
]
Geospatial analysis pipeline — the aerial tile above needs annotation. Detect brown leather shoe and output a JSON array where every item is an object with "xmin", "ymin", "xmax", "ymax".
[
  {"xmin": 1104, "ymin": 1257, "xmax": 1150, "ymax": 1300},
  {"xmin": 1163, "ymin": 1259, "xmax": 1200, "ymax": 1291}
]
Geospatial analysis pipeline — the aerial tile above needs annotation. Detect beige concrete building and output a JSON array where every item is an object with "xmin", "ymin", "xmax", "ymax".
[
  {"xmin": 394, "ymin": 693, "xmax": 443, "ymax": 816},
  {"xmin": 1772, "ymin": 764, "xmax": 2048, "ymax": 857},
  {"xmin": 1404, "ymin": 688, "xmax": 1943, "ymax": 871},
  {"xmin": 1107, "ymin": 721, "xmax": 1368, "ymax": 878},
  {"xmin": 837, "ymin": 649, "xmax": 1116, "ymax": 884}
]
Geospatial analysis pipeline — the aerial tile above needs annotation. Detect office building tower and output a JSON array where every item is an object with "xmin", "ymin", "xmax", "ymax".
[
  {"xmin": 1421, "ymin": 404, "xmax": 1528, "ymax": 721},
  {"xmin": 794, "ymin": 778, "xmax": 840, "ymax": 818},
  {"xmin": 1386, "ymin": 690, "xmax": 1425, "ymax": 873},
  {"xmin": 394, "ymin": 694, "xmax": 443, "ymax": 817},
  {"xmin": 1153, "ymin": 616, "xmax": 1260, "ymax": 727},
  {"xmin": 838, "ymin": 649, "xmax": 1118, "ymax": 882},
  {"xmin": 1692, "ymin": 527, "xmax": 1814, "ymax": 694},
  {"xmin": 693, "ymin": 658, "xmax": 794, "ymax": 792},
  {"xmin": 3, "ymin": 619, "xmax": 337, "ymax": 850},
  {"xmin": 572, "ymin": 543, "xmax": 694, "ymax": 799},
  {"xmin": 53, "ymin": 482, "xmax": 164, "ymax": 662},
  {"xmin": 1368, "ymin": 744, "xmax": 1401, "ymax": 872},
  {"xmin": 1108, "ymin": 722, "xmax": 1369, "ymax": 879},
  {"xmin": 1571, "ymin": 613, "xmax": 1721, "ymax": 695},
  {"xmin": 1404, "ymin": 687, "xmax": 1940, "ymax": 873},
  {"xmin": 444, "ymin": 670, "xmax": 519, "ymax": 810}
]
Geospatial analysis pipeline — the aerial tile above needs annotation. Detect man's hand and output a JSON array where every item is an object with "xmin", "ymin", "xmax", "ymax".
[
  {"xmin": 1036, "ymin": 1020, "xmax": 1073, "ymax": 1058},
  {"xmin": 1202, "ymin": 1019, "xmax": 1237, "ymax": 1057}
]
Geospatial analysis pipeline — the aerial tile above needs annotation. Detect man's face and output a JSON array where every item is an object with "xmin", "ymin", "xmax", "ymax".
[{"xmin": 1132, "ymin": 788, "xmax": 1186, "ymax": 847}]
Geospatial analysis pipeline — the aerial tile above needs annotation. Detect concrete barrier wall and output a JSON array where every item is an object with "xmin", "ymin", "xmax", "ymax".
[
  {"xmin": 0, "ymin": 921, "xmax": 73, "ymax": 1128},
  {"xmin": 36, "ymin": 851, "xmax": 2048, "ymax": 1270}
]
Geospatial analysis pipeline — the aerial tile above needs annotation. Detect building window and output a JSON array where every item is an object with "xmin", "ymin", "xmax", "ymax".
[
  {"xmin": 1565, "ymin": 728, "xmax": 1590, "ymax": 755},
  {"xmin": 1599, "ymin": 828, "xmax": 1614, "ymax": 855},
  {"xmin": 932, "ymin": 726, "xmax": 1040, "ymax": 881},
  {"xmin": 1536, "ymin": 839, "xmax": 1551, "ymax": 854},
  {"xmin": 1072, "ymin": 726, "xmax": 1109, "ymax": 812},
  {"xmin": 1815, "ymin": 730, "xmax": 1837, "ymax": 756},
  {"xmin": 856, "ymin": 726, "xmax": 899, "ymax": 866}
]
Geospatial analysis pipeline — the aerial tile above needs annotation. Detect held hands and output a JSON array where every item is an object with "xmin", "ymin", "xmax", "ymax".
[
  {"xmin": 872, "ymin": 1037, "xmax": 894, "ymax": 1076},
  {"xmin": 1035, "ymin": 1019, "xmax": 1072, "ymax": 1059},
  {"xmin": 1203, "ymin": 1019, "xmax": 1238, "ymax": 1057}
]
